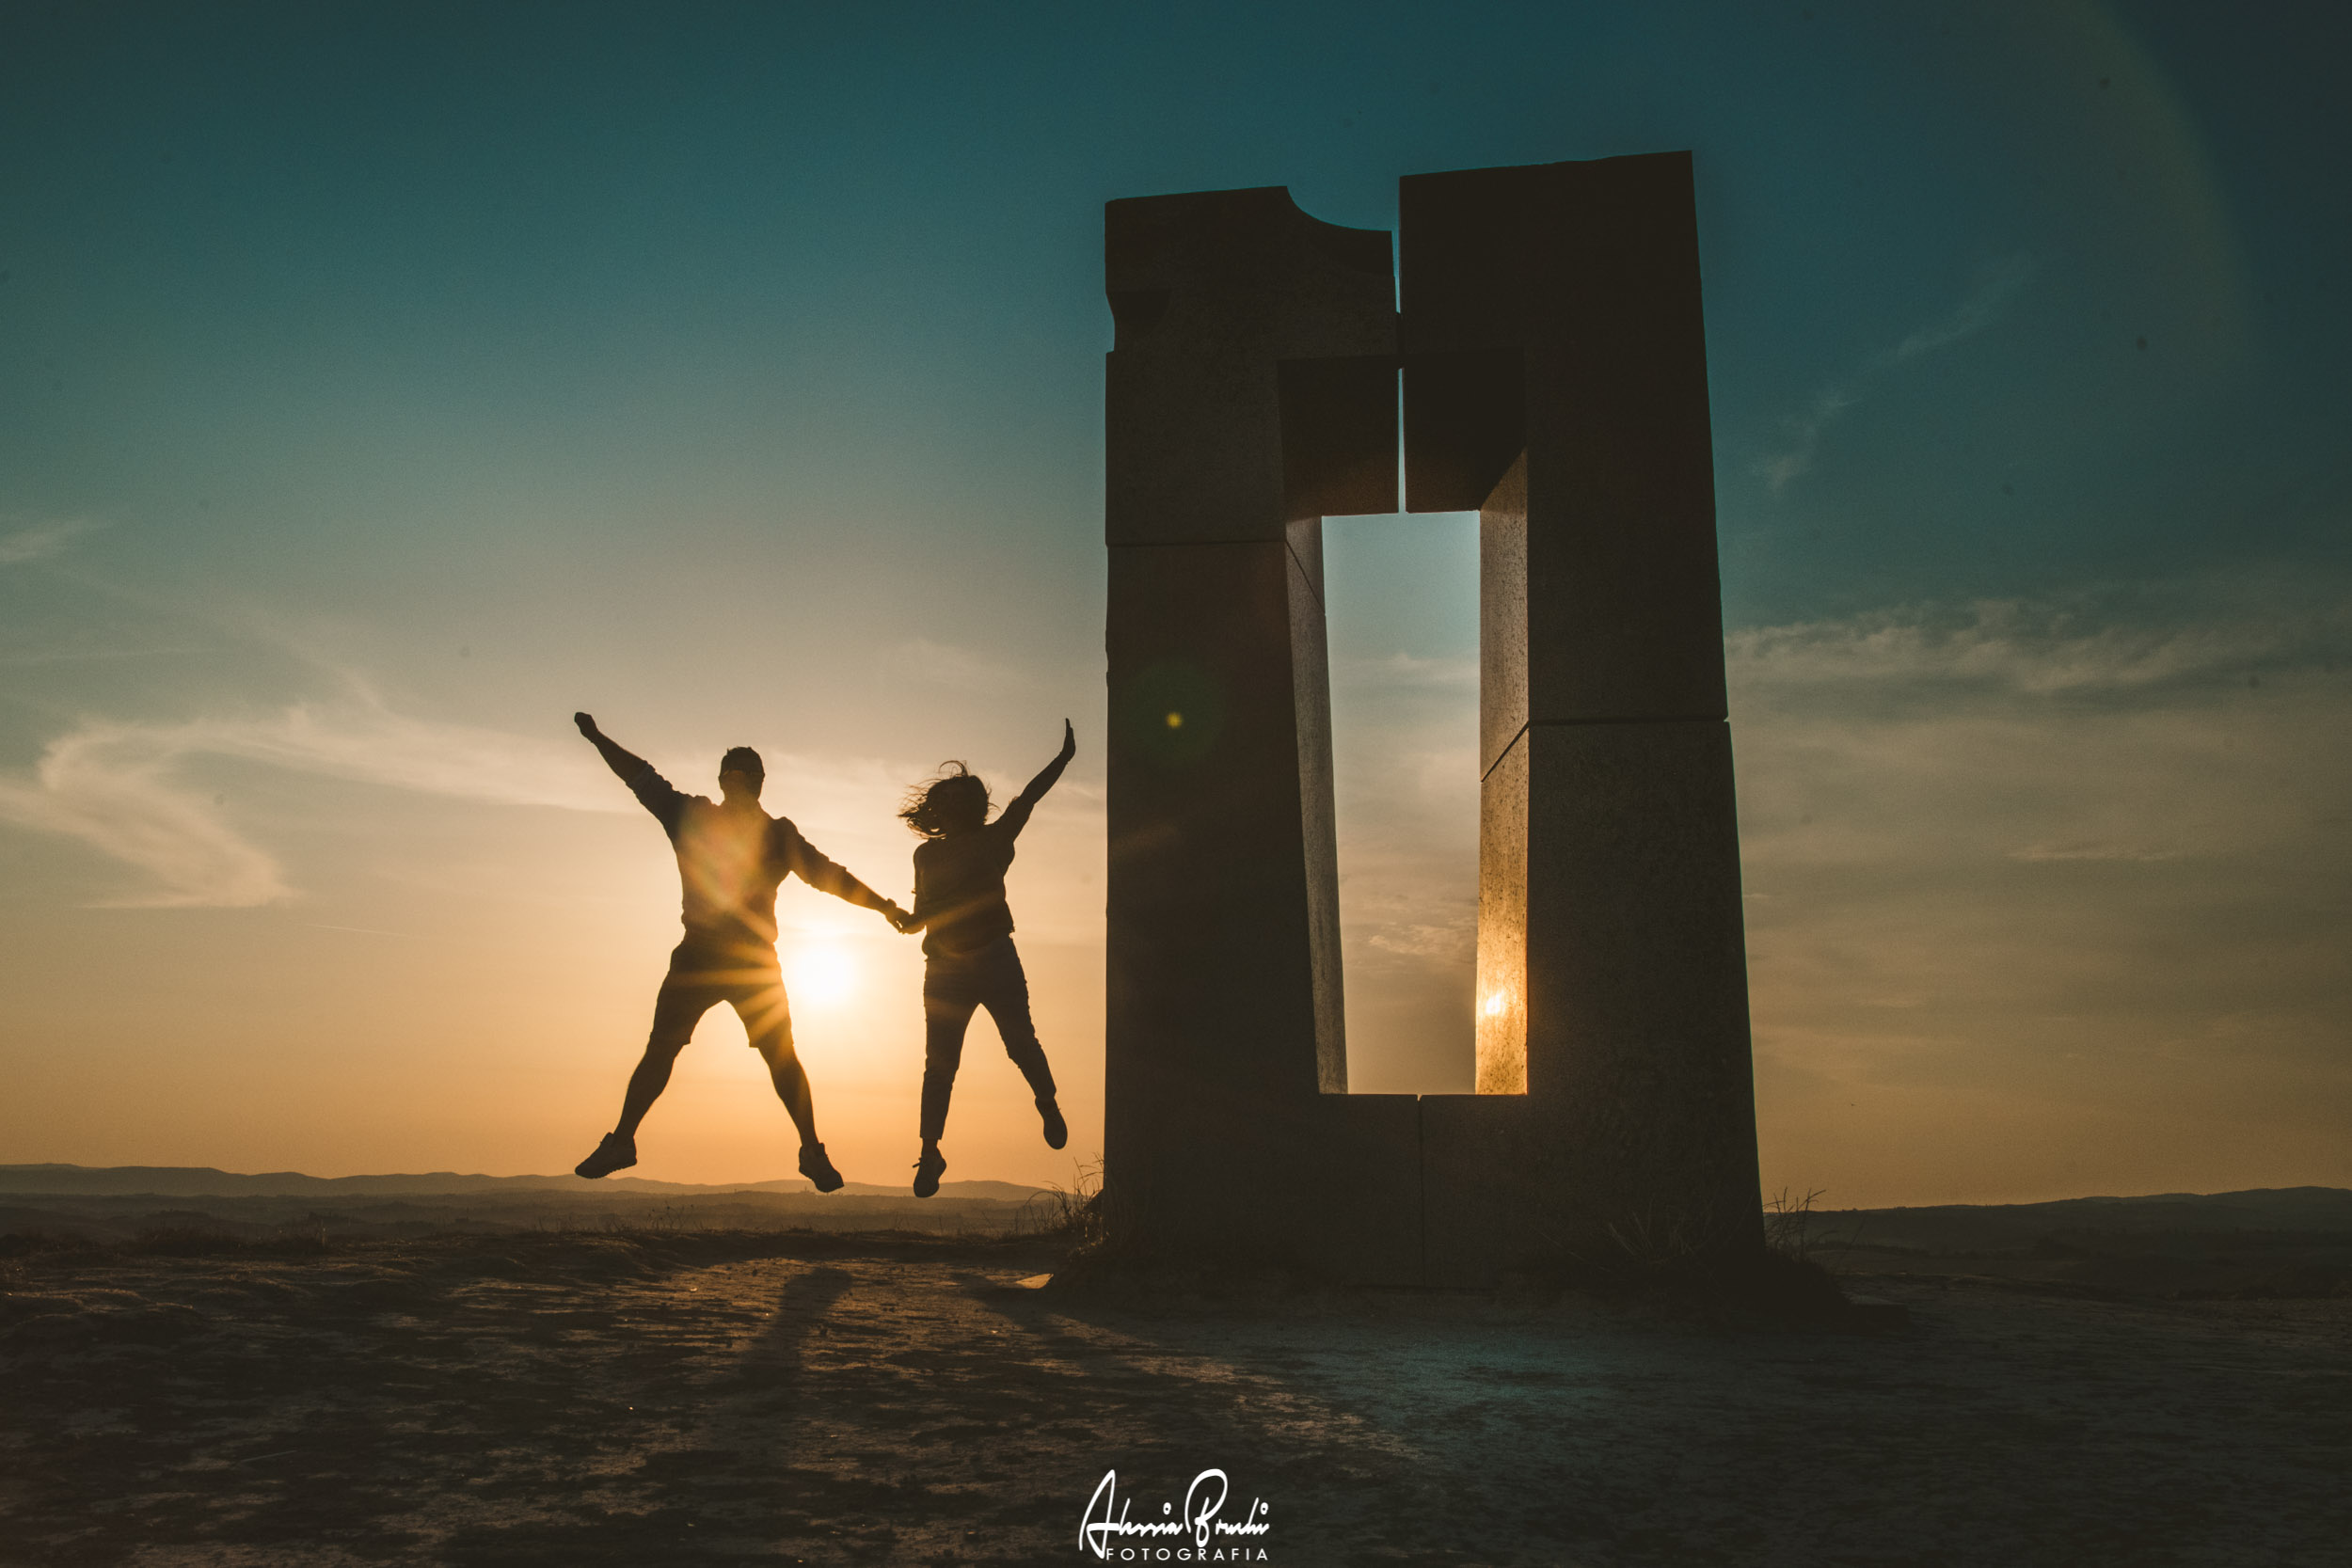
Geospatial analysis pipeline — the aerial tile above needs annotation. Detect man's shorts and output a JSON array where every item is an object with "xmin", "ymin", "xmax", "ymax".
[{"xmin": 648, "ymin": 937, "xmax": 793, "ymax": 1052}]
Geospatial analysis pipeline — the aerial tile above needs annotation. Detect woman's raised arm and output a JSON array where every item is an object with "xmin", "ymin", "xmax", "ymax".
[{"xmin": 995, "ymin": 720, "xmax": 1076, "ymax": 835}]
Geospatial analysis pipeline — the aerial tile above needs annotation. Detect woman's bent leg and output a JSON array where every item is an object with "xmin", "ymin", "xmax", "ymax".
[
  {"xmin": 978, "ymin": 942, "xmax": 1057, "ymax": 1102},
  {"xmin": 921, "ymin": 971, "xmax": 981, "ymax": 1143}
]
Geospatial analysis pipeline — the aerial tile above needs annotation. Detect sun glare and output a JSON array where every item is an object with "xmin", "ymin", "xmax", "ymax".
[{"xmin": 787, "ymin": 945, "xmax": 858, "ymax": 1007}]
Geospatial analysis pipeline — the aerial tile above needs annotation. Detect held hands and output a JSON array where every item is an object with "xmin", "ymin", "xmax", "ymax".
[{"xmin": 882, "ymin": 901, "xmax": 918, "ymax": 934}]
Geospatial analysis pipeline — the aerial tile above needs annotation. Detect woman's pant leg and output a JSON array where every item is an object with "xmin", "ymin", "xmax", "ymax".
[
  {"xmin": 978, "ymin": 942, "xmax": 1057, "ymax": 1101},
  {"xmin": 920, "ymin": 971, "xmax": 980, "ymax": 1143}
]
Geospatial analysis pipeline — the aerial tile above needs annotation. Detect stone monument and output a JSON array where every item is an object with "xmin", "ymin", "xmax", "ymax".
[{"xmin": 1104, "ymin": 154, "xmax": 1760, "ymax": 1286}]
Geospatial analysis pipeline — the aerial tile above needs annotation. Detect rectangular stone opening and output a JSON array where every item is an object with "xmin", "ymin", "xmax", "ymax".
[{"xmin": 1322, "ymin": 509, "xmax": 1481, "ymax": 1095}]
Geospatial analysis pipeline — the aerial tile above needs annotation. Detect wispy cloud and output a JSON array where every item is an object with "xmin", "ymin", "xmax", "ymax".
[
  {"xmin": 1728, "ymin": 574, "xmax": 2352, "ymax": 874},
  {"xmin": 2007, "ymin": 840, "xmax": 2180, "ymax": 863},
  {"xmin": 0, "ymin": 724, "xmax": 293, "ymax": 907},
  {"xmin": 1332, "ymin": 651, "xmax": 1478, "ymax": 690},
  {"xmin": 1883, "ymin": 254, "xmax": 2037, "ymax": 364},
  {"xmin": 1366, "ymin": 921, "xmax": 1475, "ymax": 962},
  {"xmin": 883, "ymin": 638, "xmax": 1024, "ymax": 693},
  {"xmin": 0, "ymin": 689, "xmax": 623, "ymax": 908},
  {"xmin": 0, "ymin": 517, "xmax": 102, "ymax": 567},
  {"xmin": 1758, "ymin": 254, "xmax": 2036, "ymax": 491},
  {"xmin": 1727, "ymin": 571, "xmax": 2349, "ymax": 697}
]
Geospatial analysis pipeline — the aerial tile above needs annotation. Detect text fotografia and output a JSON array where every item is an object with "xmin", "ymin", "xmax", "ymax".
[{"xmin": 1080, "ymin": 1469, "xmax": 1272, "ymax": 1561}]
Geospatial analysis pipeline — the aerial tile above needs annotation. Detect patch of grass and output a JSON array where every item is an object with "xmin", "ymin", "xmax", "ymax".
[
  {"xmin": 1764, "ymin": 1187, "xmax": 1876, "ymax": 1279},
  {"xmin": 1764, "ymin": 1187, "xmax": 1828, "ymax": 1262},
  {"xmin": 1014, "ymin": 1158, "xmax": 1105, "ymax": 1247}
]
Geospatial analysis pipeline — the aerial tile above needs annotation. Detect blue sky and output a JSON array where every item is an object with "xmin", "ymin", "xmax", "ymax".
[{"xmin": 2, "ymin": 1, "xmax": 2345, "ymax": 1202}]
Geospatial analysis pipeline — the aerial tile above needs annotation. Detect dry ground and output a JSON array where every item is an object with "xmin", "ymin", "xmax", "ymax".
[{"xmin": 2, "ymin": 1228, "xmax": 2346, "ymax": 1567}]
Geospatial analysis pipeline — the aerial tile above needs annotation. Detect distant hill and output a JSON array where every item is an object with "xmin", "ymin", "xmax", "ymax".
[
  {"xmin": 0, "ymin": 1164, "xmax": 1047, "ymax": 1205},
  {"xmin": 1797, "ymin": 1185, "xmax": 2352, "ymax": 1257},
  {"xmin": 1828, "ymin": 1185, "xmax": 2352, "ymax": 1227}
]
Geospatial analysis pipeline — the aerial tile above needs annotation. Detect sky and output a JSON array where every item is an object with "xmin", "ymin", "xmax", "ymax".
[{"xmin": 2, "ymin": 0, "xmax": 2345, "ymax": 1206}]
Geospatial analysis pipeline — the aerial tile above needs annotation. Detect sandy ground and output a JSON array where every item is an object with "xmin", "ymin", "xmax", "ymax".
[{"xmin": 3, "ymin": 1229, "xmax": 2347, "ymax": 1567}]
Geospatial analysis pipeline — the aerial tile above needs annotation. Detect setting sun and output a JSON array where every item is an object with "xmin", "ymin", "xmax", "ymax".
[{"xmin": 786, "ymin": 944, "xmax": 859, "ymax": 1007}]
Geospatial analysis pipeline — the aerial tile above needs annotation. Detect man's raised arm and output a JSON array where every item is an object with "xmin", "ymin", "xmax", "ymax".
[
  {"xmin": 575, "ymin": 712, "xmax": 650, "ymax": 781},
  {"xmin": 575, "ymin": 712, "xmax": 683, "ymax": 829}
]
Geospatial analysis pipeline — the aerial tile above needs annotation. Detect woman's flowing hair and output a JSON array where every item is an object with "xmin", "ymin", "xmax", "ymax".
[{"xmin": 899, "ymin": 762, "xmax": 991, "ymax": 838}]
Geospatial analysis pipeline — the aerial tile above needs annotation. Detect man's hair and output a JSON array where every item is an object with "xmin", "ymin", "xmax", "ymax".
[
  {"xmin": 898, "ymin": 762, "xmax": 989, "ymax": 837},
  {"xmin": 719, "ymin": 746, "xmax": 765, "ymax": 787}
]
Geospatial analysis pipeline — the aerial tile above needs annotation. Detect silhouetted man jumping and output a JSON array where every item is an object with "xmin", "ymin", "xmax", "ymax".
[{"xmin": 570, "ymin": 712, "xmax": 906, "ymax": 1191}]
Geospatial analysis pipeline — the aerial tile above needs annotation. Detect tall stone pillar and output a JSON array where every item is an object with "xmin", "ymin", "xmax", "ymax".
[
  {"xmin": 1406, "ymin": 153, "xmax": 1763, "ymax": 1271},
  {"xmin": 1102, "ymin": 154, "xmax": 1761, "ymax": 1285},
  {"xmin": 1103, "ymin": 188, "xmax": 1421, "ymax": 1275}
]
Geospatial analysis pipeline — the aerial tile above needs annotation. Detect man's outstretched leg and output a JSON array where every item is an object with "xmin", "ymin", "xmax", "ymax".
[
  {"xmin": 575, "ymin": 1037, "xmax": 688, "ymax": 1178},
  {"xmin": 741, "ymin": 986, "xmax": 844, "ymax": 1193},
  {"xmin": 577, "ymin": 975, "xmax": 709, "ymax": 1179}
]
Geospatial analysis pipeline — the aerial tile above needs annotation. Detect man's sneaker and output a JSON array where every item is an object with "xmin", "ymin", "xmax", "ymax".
[
  {"xmin": 1038, "ymin": 1096, "xmax": 1069, "ymax": 1150},
  {"xmin": 575, "ymin": 1132, "xmax": 636, "ymax": 1180},
  {"xmin": 798, "ymin": 1142, "xmax": 845, "ymax": 1194},
  {"xmin": 913, "ymin": 1147, "xmax": 946, "ymax": 1199}
]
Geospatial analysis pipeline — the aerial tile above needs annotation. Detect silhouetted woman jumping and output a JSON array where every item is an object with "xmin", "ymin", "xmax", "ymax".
[{"xmin": 894, "ymin": 721, "xmax": 1075, "ymax": 1196}]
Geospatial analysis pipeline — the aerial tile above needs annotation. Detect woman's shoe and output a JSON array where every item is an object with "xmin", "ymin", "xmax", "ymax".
[
  {"xmin": 1037, "ymin": 1097, "xmax": 1068, "ymax": 1150},
  {"xmin": 913, "ymin": 1147, "xmax": 946, "ymax": 1198}
]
